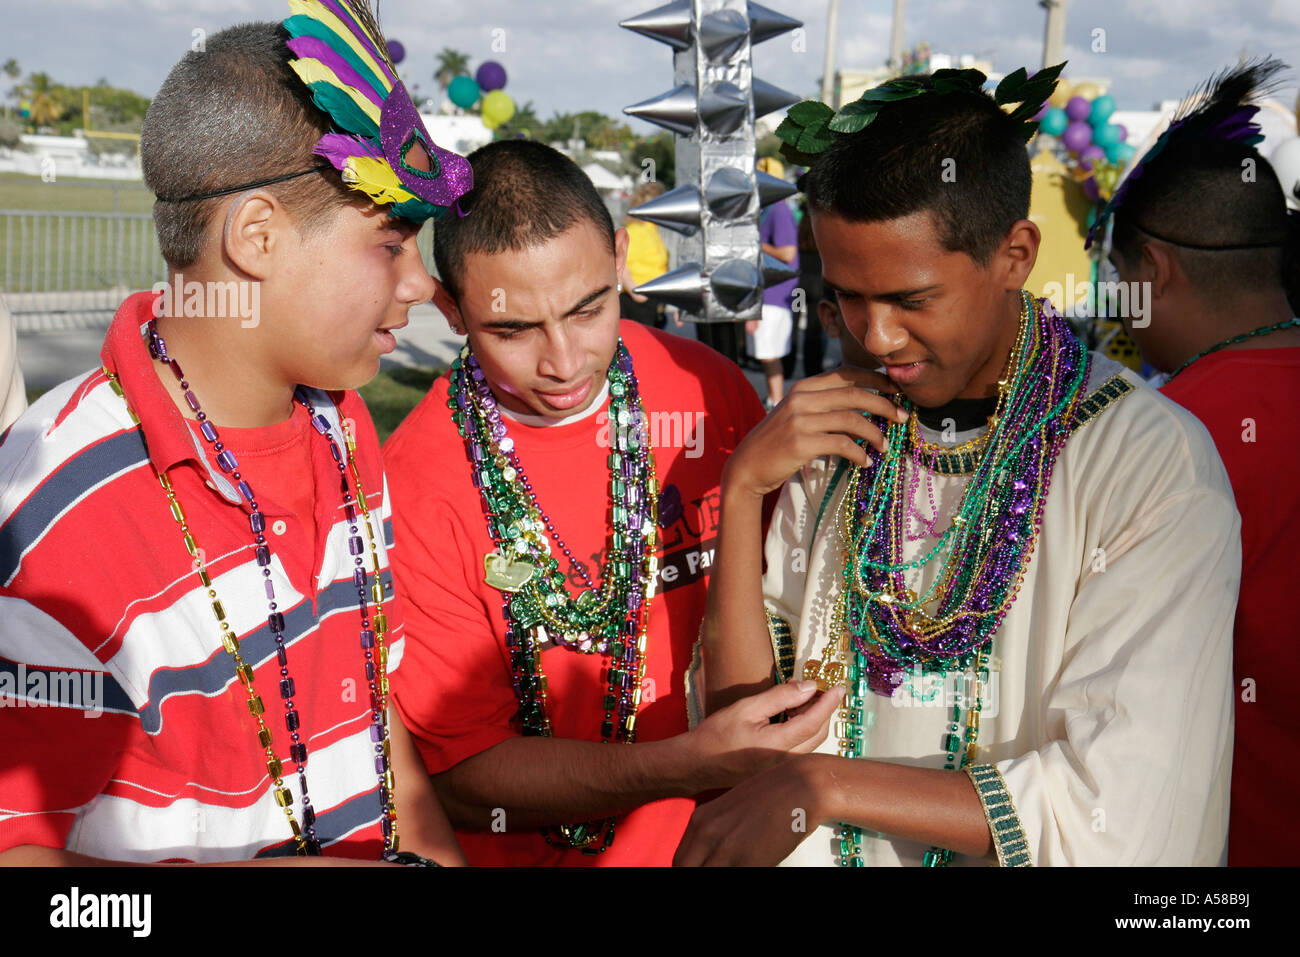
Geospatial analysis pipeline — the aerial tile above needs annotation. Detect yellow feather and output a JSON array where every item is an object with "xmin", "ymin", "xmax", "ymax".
[
  {"xmin": 288, "ymin": 59, "xmax": 381, "ymax": 128},
  {"xmin": 345, "ymin": 156, "xmax": 420, "ymax": 206},
  {"xmin": 287, "ymin": 0, "xmax": 393, "ymax": 93}
]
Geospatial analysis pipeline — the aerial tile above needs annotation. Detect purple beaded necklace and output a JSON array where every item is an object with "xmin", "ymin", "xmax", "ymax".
[{"xmin": 126, "ymin": 319, "xmax": 402, "ymax": 857}]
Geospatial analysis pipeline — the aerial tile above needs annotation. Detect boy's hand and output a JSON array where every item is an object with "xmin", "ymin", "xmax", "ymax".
[
  {"xmin": 682, "ymin": 680, "xmax": 844, "ymax": 792},
  {"xmin": 724, "ymin": 367, "xmax": 905, "ymax": 498},
  {"xmin": 674, "ymin": 754, "xmax": 830, "ymax": 866}
]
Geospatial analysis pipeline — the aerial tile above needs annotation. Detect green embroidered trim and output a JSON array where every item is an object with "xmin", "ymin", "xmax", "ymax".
[
  {"xmin": 907, "ymin": 373, "xmax": 1136, "ymax": 477},
  {"xmin": 767, "ymin": 610, "xmax": 796, "ymax": 684},
  {"xmin": 966, "ymin": 764, "xmax": 1032, "ymax": 867}
]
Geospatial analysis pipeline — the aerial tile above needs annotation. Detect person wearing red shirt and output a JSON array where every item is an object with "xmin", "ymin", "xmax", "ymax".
[
  {"xmin": 385, "ymin": 140, "xmax": 840, "ymax": 866},
  {"xmin": 1105, "ymin": 58, "xmax": 1300, "ymax": 866},
  {"xmin": 0, "ymin": 13, "xmax": 468, "ymax": 867}
]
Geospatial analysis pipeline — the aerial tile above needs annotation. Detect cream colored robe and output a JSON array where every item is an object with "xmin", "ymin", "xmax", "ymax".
[
  {"xmin": 760, "ymin": 355, "xmax": 1239, "ymax": 866},
  {"xmin": 0, "ymin": 296, "xmax": 27, "ymax": 432}
]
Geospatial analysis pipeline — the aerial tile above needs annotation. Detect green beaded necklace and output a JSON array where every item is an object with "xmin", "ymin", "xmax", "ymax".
[{"xmin": 1167, "ymin": 319, "xmax": 1300, "ymax": 381}]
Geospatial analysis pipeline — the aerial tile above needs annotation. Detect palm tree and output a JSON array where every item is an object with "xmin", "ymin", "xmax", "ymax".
[
  {"xmin": 434, "ymin": 48, "xmax": 471, "ymax": 90},
  {"xmin": 25, "ymin": 72, "xmax": 62, "ymax": 129},
  {"xmin": 2, "ymin": 59, "xmax": 18, "ymax": 118}
]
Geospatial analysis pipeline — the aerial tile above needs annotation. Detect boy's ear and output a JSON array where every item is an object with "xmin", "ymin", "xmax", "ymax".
[
  {"xmin": 615, "ymin": 226, "xmax": 630, "ymax": 279},
  {"xmin": 1139, "ymin": 241, "xmax": 1179, "ymax": 301},
  {"xmin": 221, "ymin": 191, "xmax": 285, "ymax": 281},
  {"xmin": 997, "ymin": 219, "xmax": 1041, "ymax": 290},
  {"xmin": 432, "ymin": 277, "xmax": 466, "ymax": 335}
]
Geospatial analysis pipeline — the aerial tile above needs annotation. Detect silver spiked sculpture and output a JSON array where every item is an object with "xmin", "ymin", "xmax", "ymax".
[{"xmin": 622, "ymin": 0, "xmax": 802, "ymax": 325}]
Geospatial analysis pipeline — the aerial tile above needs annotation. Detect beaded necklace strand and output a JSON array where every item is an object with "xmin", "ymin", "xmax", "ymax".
[
  {"xmin": 101, "ymin": 323, "xmax": 402, "ymax": 859},
  {"xmin": 1166, "ymin": 318, "xmax": 1300, "ymax": 381},
  {"xmin": 449, "ymin": 342, "xmax": 659, "ymax": 854}
]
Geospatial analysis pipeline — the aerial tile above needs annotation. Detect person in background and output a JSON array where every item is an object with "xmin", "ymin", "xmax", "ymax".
[
  {"xmin": 619, "ymin": 180, "xmax": 670, "ymax": 329},
  {"xmin": 0, "ymin": 295, "xmax": 27, "ymax": 433},
  {"xmin": 1100, "ymin": 58, "xmax": 1299, "ymax": 866},
  {"xmin": 750, "ymin": 156, "xmax": 799, "ymax": 409}
]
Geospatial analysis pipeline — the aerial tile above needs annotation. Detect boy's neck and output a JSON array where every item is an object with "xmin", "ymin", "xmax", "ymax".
[{"xmin": 151, "ymin": 312, "xmax": 298, "ymax": 430}]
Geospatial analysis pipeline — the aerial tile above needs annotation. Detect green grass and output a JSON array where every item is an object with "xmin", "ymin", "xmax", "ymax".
[
  {"xmin": 0, "ymin": 173, "xmax": 153, "ymax": 213},
  {"xmin": 359, "ymin": 365, "xmax": 442, "ymax": 443},
  {"xmin": 22, "ymin": 366, "xmax": 442, "ymax": 444}
]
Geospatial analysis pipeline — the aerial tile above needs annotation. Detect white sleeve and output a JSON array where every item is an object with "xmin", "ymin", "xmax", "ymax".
[{"xmin": 991, "ymin": 470, "xmax": 1239, "ymax": 865}]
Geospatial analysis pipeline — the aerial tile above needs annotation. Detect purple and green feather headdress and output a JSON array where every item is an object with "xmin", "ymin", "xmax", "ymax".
[
  {"xmin": 1085, "ymin": 57, "xmax": 1288, "ymax": 249},
  {"xmin": 283, "ymin": 0, "xmax": 473, "ymax": 222}
]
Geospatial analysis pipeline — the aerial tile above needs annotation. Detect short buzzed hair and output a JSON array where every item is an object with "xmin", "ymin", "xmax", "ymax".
[
  {"xmin": 803, "ymin": 80, "xmax": 1031, "ymax": 266},
  {"xmin": 141, "ymin": 22, "xmax": 355, "ymax": 269},
  {"xmin": 432, "ymin": 140, "xmax": 615, "ymax": 300},
  {"xmin": 1112, "ymin": 139, "xmax": 1290, "ymax": 305}
]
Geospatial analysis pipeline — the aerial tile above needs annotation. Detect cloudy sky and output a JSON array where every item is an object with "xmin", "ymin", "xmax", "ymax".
[{"xmin": 5, "ymin": 0, "xmax": 1298, "ymax": 131}]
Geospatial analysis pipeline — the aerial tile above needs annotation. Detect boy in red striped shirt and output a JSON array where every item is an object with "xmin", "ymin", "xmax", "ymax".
[{"xmin": 0, "ymin": 8, "xmax": 470, "ymax": 866}]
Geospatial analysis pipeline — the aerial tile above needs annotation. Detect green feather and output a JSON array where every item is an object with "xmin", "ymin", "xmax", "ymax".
[
  {"xmin": 284, "ymin": 15, "xmax": 389, "ymax": 99},
  {"xmin": 306, "ymin": 81, "xmax": 379, "ymax": 138}
]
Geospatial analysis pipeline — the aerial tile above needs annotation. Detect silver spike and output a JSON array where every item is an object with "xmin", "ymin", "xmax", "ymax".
[
  {"xmin": 699, "ymin": 82, "xmax": 748, "ymax": 135},
  {"xmin": 629, "ymin": 185, "xmax": 702, "ymax": 235},
  {"xmin": 711, "ymin": 259, "xmax": 764, "ymax": 313},
  {"xmin": 635, "ymin": 263, "xmax": 706, "ymax": 310},
  {"xmin": 705, "ymin": 167, "xmax": 754, "ymax": 219},
  {"xmin": 752, "ymin": 77, "xmax": 802, "ymax": 118},
  {"xmin": 619, "ymin": 0, "xmax": 694, "ymax": 51},
  {"xmin": 624, "ymin": 85, "xmax": 699, "ymax": 136},
  {"xmin": 761, "ymin": 252, "xmax": 800, "ymax": 287},
  {"xmin": 757, "ymin": 169, "xmax": 798, "ymax": 207},
  {"xmin": 699, "ymin": 9, "xmax": 750, "ymax": 61},
  {"xmin": 747, "ymin": 2, "xmax": 803, "ymax": 45}
]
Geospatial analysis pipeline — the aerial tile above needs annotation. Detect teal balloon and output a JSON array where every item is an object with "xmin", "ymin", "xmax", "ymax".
[
  {"xmin": 1106, "ymin": 142, "xmax": 1136, "ymax": 165},
  {"xmin": 448, "ymin": 75, "xmax": 481, "ymax": 109},
  {"xmin": 1093, "ymin": 123, "xmax": 1122, "ymax": 148},
  {"xmin": 1089, "ymin": 95, "xmax": 1116, "ymax": 126},
  {"xmin": 1039, "ymin": 107, "xmax": 1068, "ymax": 137}
]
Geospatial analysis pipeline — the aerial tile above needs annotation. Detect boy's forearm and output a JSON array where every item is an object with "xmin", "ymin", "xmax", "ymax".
[
  {"xmin": 431, "ymin": 734, "xmax": 705, "ymax": 830},
  {"xmin": 807, "ymin": 754, "xmax": 994, "ymax": 859},
  {"xmin": 701, "ymin": 471, "xmax": 778, "ymax": 713},
  {"xmin": 387, "ymin": 710, "xmax": 468, "ymax": 865}
]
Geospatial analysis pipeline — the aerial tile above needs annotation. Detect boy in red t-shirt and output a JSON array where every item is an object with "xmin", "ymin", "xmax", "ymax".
[
  {"xmin": 1104, "ymin": 58, "xmax": 1300, "ymax": 865},
  {"xmin": 385, "ymin": 140, "xmax": 840, "ymax": 866},
  {"xmin": 0, "ymin": 4, "xmax": 472, "ymax": 866}
]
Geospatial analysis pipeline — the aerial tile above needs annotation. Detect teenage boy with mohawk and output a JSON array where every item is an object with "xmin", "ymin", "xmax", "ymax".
[
  {"xmin": 0, "ymin": 3, "xmax": 470, "ymax": 866},
  {"xmin": 683, "ymin": 66, "xmax": 1241, "ymax": 866}
]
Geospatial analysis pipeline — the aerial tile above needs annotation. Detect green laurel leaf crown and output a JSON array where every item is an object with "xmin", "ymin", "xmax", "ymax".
[{"xmin": 776, "ymin": 62, "xmax": 1067, "ymax": 167}]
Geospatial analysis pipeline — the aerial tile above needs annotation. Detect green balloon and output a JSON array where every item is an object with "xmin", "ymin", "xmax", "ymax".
[
  {"xmin": 1039, "ymin": 107, "xmax": 1068, "ymax": 137},
  {"xmin": 448, "ymin": 75, "xmax": 481, "ymax": 110},
  {"xmin": 1093, "ymin": 123, "xmax": 1122, "ymax": 148}
]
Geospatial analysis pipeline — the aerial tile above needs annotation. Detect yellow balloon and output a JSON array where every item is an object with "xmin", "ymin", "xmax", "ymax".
[
  {"xmin": 1072, "ymin": 81, "xmax": 1101, "ymax": 101},
  {"xmin": 1048, "ymin": 80, "xmax": 1073, "ymax": 108},
  {"xmin": 481, "ymin": 90, "xmax": 516, "ymax": 127}
]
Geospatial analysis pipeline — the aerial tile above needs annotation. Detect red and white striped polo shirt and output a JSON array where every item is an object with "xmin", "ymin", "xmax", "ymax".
[{"xmin": 0, "ymin": 291, "xmax": 406, "ymax": 862}]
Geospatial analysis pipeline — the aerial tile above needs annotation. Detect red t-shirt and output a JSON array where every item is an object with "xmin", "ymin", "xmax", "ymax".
[
  {"xmin": 1160, "ymin": 346, "xmax": 1300, "ymax": 866},
  {"xmin": 385, "ymin": 321, "xmax": 764, "ymax": 866}
]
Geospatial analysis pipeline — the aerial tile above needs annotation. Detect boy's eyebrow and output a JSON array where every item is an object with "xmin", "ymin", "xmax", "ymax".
[
  {"xmin": 479, "ymin": 285, "xmax": 614, "ymax": 331},
  {"xmin": 825, "ymin": 278, "xmax": 943, "ymax": 299},
  {"xmin": 564, "ymin": 285, "xmax": 613, "ymax": 316}
]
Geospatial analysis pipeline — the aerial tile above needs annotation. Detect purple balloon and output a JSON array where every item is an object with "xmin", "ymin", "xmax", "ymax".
[
  {"xmin": 1031, "ymin": 101, "xmax": 1049, "ymax": 122},
  {"xmin": 387, "ymin": 39, "xmax": 406, "ymax": 65},
  {"xmin": 1114, "ymin": 123, "xmax": 1128, "ymax": 142},
  {"xmin": 1065, "ymin": 96, "xmax": 1092, "ymax": 122},
  {"xmin": 476, "ymin": 61, "xmax": 508, "ymax": 92},
  {"xmin": 1062, "ymin": 120, "xmax": 1093, "ymax": 153},
  {"xmin": 1078, "ymin": 144, "xmax": 1106, "ymax": 170},
  {"xmin": 1082, "ymin": 176, "xmax": 1101, "ymax": 202}
]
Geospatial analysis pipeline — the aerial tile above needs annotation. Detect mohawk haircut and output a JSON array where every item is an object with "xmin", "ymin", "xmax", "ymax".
[
  {"xmin": 141, "ymin": 21, "xmax": 355, "ymax": 270},
  {"xmin": 433, "ymin": 140, "xmax": 615, "ymax": 301},
  {"xmin": 802, "ymin": 82, "xmax": 1032, "ymax": 266},
  {"xmin": 1109, "ymin": 59, "xmax": 1292, "ymax": 306}
]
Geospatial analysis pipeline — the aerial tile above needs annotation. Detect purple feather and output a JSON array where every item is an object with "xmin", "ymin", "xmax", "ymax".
[
  {"xmin": 287, "ymin": 35, "xmax": 383, "ymax": 108},
  {"xmin": 313, "ymin": 132, "xmax": 381, "ymax": 172},
  {"xmin": 316, "ymin": 0, "xmax": 400, "ymax": 87}
]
